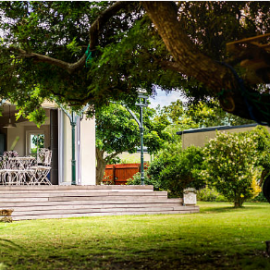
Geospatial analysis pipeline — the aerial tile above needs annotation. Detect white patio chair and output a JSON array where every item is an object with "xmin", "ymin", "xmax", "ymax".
[{"xmin": 30, "ymin": 148, "xmax": 52, "ymax": 185}]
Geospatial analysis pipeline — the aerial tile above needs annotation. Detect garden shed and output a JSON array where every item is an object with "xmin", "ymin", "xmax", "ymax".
[{"xmin": 176, "ymin": 123, "xmax": 270, "ymax": 149}]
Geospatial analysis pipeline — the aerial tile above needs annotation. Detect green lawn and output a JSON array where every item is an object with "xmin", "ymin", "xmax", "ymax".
[{"xmin": 1, "ymin": 202, "xmax": 270, "ymax": 269}]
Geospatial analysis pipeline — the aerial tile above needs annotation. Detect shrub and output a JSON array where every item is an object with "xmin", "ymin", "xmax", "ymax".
[
  {"xmin": 126, "ymin": 172, "xmax": 162, "ymax": 190},
  {"xmin": 197, "ymin": 186, "xmax": 228, "ymax": 202},
  {"xmin": 143, "ymin": 144, "xmax": 205, "ymax": 197},
  {"xmin": 203, "ymin": 131, "xmax": 261, "ymax": 208},
  {"xmin": 158, "ymin": 146, "xmax": 205, "ymax": 197}
]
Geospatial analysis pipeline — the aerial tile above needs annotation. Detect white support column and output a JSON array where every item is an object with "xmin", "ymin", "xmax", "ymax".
[
  {"xmin": 76, "ymin": 116, "xmax": 81, "ymax": 185},
  {"xmin": 58, "ymin": 110, "xmax": 64, "ymax": 184},
  {"xmin": 80, "ymin": 115, "xmax": 96, "ymax": 185}
]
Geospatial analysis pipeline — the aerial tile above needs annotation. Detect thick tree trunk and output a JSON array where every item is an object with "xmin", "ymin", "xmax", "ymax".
[
  {"xmin": 96, "ymin": 148, "xmax": 107, "ymax": 185},
  {"xmin": 142, "ymin": 2, "xmax": 256, "ymax": 121},
  {"xmin": 143, "ymin": 2, "xmax": 236, "ymax": 93},
  {"xmin": 259, "ymin": 169, "xmax": 269, "ymax": 187},
  {"xmin": 234, "ymin": 197, "xmax": 245, "ymax": 208}
]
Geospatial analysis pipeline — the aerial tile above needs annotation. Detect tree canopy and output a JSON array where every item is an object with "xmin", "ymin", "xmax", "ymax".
[
  {"xmin": 95, "ymin": 102, "xmax": 171, "ymax": 184},
  {"xmin": 154, "ymin": 99, "xmax": 253, "ymax": 143},
  {"xmin": 1, "ymin": 2, "xmax": 270, "ymax": 122}
]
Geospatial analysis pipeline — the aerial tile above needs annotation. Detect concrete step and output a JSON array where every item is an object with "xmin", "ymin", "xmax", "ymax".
[
  {"xmin": 12, "ymin": 206, "xmax": 196, "ymax": 216},
  {"xmin": 0, "ymin": 185, "xmax": 153, "ymax": 191},
  {"xmin": 0, "ymin": 191, "xmax": 168, "ymax": 198},
  {"xmin": 0, "ymin": 185, "xmax": 198, "ymax": 220},
  {"xmin": 10, "ymin": 203, "xmax": 183, "ymax": 212},
  {"xmin": 0, "ymin": 196, "xmax": 169, "ymax": 203},
  {"xmin": 0, "ymin": 199, "xmax": 183, "ymax": 208},
  {"xmin": 13, "ymin": 207, "xmax": 199, "ymax": 220},
  {"xmin": 48, "ymin": 195, "xmax": 167, "ymax": 202}
]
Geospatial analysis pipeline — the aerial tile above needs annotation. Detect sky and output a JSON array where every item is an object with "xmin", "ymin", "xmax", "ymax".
[{"xmin": 148, "ymin": 88, "xmax": 186, "ymax": 109}]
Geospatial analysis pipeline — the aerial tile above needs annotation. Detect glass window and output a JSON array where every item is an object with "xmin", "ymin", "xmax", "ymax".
[
  {"xmin": 26, "ymin": 131, "xmax": 45, "ymax": 157},
  {"xmin": 30, "ymin": 134, "xmax": 45, "ymax": 157}
]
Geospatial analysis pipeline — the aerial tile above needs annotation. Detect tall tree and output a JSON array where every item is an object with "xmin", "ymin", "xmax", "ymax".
[
  {"xmin": 1, "ymin": 2, "xmax": 270, "ymax": 122},
  {"xmin": 160, "ymin": 99, "xmax": 253, "ymax": 128},
  {"xmin": 95, "ymin": 103, "xmax": 171, "ymax": 184},
  {"xmin": 155, "ymin": 99, "xmax": 253, "ymax": 143}
]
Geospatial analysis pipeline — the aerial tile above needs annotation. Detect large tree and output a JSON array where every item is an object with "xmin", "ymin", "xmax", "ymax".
[
  {"xmin": 95, "ymin": 103, "xmax": 171, "ymax": 184},
  {"xmin": 1, "ymin": 2, "xmax": 270, "ymax": 122},
  {"xmin": 160, "ymin": 99, "xmax": 254, "ymax": 128}
]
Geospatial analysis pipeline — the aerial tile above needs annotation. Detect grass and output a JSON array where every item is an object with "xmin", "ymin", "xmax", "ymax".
[{"xmin": 1, "ymin": 202, "xmax": 270, "ymax": 269}]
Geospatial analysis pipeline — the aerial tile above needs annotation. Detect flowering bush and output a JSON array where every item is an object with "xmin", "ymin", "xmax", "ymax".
[{"xmin": 203, "ymin": 131, "xmax": 261, "ymax": 207}]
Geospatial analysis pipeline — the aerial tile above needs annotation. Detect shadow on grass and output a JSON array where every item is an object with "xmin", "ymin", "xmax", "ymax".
[
  {"xmin": 0, "ymin": 238, "xmax": 21, "ymax": 250},
  {"xmin": 199, "ymin": 205, "xmax": 269, "ymax": 214},
  {"xmin": 199, "ymin": 206, "xmax": 236, "ymax": 214}
]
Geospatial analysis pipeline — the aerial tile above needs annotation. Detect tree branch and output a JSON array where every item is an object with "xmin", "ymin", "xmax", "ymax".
[
  {"xmin": 13, "ymin": 48, "xmax": 86, "ymax": 74},
  {"xmin": 159, "ymin": 60, "xmax": 183, "ymax": 73},
  {"xmin": 89, "ymin": 1, "xmax": 132, "ymax": 50},
  {"xmin": 11, "ymin": 1, "xmax": 132, "ymax": 74},
  {"xmin": 142, "ymin": 1, "xmax": 236, "ymax": 93},
  {"xmin": 142, "ymin": 1, "xmax": 258, "ymax": 120}
]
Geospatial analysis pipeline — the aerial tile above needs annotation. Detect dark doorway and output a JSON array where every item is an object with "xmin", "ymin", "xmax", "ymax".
[{"xmin": 50, "ymin": 109, "xmax": 59, "ymax": 185}]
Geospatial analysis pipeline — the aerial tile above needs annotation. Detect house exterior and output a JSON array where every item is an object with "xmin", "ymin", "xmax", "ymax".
[
  {"xmin": 0, "ymin": 101, "xmax": 96, "ymax": 185},
  {"xmin": 176, "ymin": 123, "xmax": 270, "ymax": 149}
]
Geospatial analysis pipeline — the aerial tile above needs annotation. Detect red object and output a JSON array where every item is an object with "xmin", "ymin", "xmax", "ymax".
[{"xmin": 103, "ymin": 163, "xmax": 148, "ymax": 185}]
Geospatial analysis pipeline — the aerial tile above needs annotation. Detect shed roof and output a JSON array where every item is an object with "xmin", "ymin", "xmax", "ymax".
[{"xmin": 176, "ymin": 123, "xmax": 258, "ymax": 135}]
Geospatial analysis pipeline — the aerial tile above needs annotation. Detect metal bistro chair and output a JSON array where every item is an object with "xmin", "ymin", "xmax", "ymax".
[
  {"xmin": 0, "ymin": 154, "xmax": 23, "ymax": 185},
  {"xmin": 30, "ymin": 148, "xmax": 52, "ymax": 185},
  {"xmin": 0, "ymin": 156, "xmax": 7, "ymax": 185}
]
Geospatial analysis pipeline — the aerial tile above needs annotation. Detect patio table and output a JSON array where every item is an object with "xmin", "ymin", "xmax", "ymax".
[
  {"xmin": 9, "ymin": 156, "xmax": 36, "ymax": 169},
  {"xmin": 0, "ymin": 156, "xmax": 36, "ymax": 185}
]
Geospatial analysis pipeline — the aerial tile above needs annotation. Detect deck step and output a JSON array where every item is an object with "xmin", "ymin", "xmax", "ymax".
[
  {"xmin": 13, "ymin": 210, "xmax": 199, "ymax": 221},
  {"xmin": 0, "ymin": 185, "xmax": 198, "ymax": 220},
  {"xmin": 0, "ymin": 199, "xmax": 183, "ymax": 208},
  {"xmin": 0, "ymin": 185, "xmax": 153, "ymax": 191},
  {"xmin": 12, "ymin": 206, "xmax": 198, "ymax": 216},
  {"xmin": 0, "ymin": 191, "xmax": 168, "ymax": 198},
  {"xmin": 13, "ymin": 207, "xmax": 199, "ymax": 221},
  {"xmin": 7, "ymin": 203, "xmax": 183, "ymax": 212}
]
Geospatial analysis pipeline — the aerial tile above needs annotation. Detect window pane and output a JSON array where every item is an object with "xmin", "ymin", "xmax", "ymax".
[{"xmin": 30, "ymin": 134, "xmax": 45, "ymax": 157}]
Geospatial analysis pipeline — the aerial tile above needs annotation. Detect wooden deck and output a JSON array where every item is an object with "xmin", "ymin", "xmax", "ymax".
[{"xmin": 0, "ymin": 185, "xmax": 199, "ymax": 221}]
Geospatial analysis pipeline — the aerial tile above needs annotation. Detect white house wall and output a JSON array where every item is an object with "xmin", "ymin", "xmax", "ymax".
[
  {"xmin": 79, "ymin": 115, "xmax": 96, "ymax": 185},
  {"xmin": 7, "ymin": 124, "xmax": 24, "ymax": 155},
  {"xmin": 61, "ymin": 112, "xmax": 96, "ymax": 185},
  {"xmin": 62, "ymin": 113, "xmax": 72, "ymax": 184},
  {"xmin": 7, "ymin": 123, "xmax": 50, "ymax": 156}
]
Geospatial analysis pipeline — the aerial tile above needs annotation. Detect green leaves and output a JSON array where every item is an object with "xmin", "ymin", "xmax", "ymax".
[
  {"xmin": 147, "ymin": 144, "xmax": 205, "ymax": 197},
  {"xmin": 203, "ymin": 130, "xmax": 262, "ymax": 207},
  {"xmin": 66, "ymin": 38, "xmax": 81, "ymax": 56},
  {"xmin": 95, "ymin": 102, "xmax": 171, "ymax": 183},
  {"xmin": 95, "ymin": 103, "xmax": 170, "ymax": 158}
]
